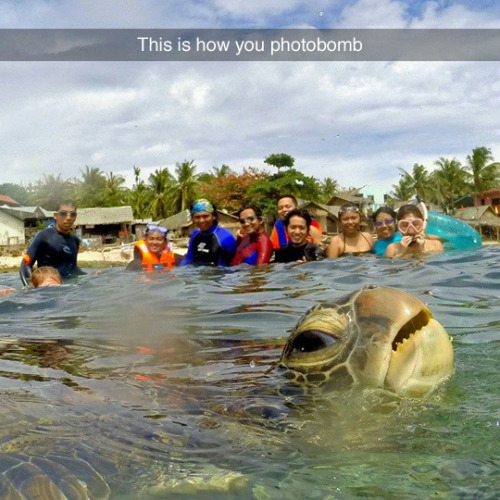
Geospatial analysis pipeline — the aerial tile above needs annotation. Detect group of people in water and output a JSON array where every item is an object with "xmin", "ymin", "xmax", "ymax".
[{"xmin": 10, "ymin": 194, "xmax": 445, "ymax": 286}]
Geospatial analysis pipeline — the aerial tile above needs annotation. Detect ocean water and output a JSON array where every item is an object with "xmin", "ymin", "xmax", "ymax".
[{"xmin": 0, "ymin": 247, "xmax": 499, "ymax": 499}]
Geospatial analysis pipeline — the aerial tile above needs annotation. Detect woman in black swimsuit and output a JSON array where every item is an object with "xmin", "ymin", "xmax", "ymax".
[{"xmin": 327, "ymin": 205, "xmax": 374, "ymax": 258}]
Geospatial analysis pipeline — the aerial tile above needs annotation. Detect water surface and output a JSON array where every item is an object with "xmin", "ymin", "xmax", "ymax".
[{"xmin": 1, "ymin": 247, "xmax": 499, "ymax": 498}]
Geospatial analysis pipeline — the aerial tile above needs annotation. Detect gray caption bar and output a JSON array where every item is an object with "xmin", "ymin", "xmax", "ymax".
[{"xmin": 0, "ymin": 29, "xmax": 498, "ymax": 61}]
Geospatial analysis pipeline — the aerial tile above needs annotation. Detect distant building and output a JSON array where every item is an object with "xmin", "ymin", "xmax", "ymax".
[
  {"xmin": 0, "ymin": 207, "xmax": 25, "ymax": 246},
  {"xmin": 475, "ymin": 188, "xmax": 500, "ymax": 214},
  {"xmin": 74, "ymin": 206, "xmax": 134, "ymax": 245},
  {"xmin": 0, "ymin": 194, "xmax": 21, "ymax": 208},
  {"xmin": 0, "ymin": 205, "xmax": 52, "ymax": 246},
  {"xmin": 454, "ymin": 205, "xmax": 500, "ymax": 241}
]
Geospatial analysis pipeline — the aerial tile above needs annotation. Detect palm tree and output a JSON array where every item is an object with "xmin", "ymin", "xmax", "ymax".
[
  {"xmin": 170, "ymin": 160, "xmax": 199, "ymax": 212},
  {"xmin": 129, "ymin": 166, "xmax": 151, "ymax": 218},
  {"xmin": 431, "ymin": 157, "xmax": 470, "ymax": 211},
  {"xmin": 398, "ymin": 164, "xmax": 432, "ymax": 200},
  {"xmin": 465, "ymin": 146, "xmax": 500, "ymax": 193},
  {"xmin": 103, "ymin": 172, "xmax": 129, "ymax": 206},
  {"xmin": 390, "ymin": 172, "xmax": 415, "ymax": 201},
  {"xmin": 147, "ymin": 167, "xmax": 174, "ymax": 219},
  {"xmin": 78, "ymin": 166, "xmax": 107, "ymax": 207},
  {"xmin": 32, "ymin": 174, "xmax": 74, "ymax": 210},
  {"xmin": 319, "ymin": 177, "xmax": 338, "ymax": 203}
]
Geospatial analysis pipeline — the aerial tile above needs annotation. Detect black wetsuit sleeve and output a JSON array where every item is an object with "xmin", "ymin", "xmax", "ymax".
[
  {"xmin": 19, "ymin": 231, "xmax": 45, "ymax": 286},
  {"xmin": 126, "ymin": 258, "xmax": 143, "ymax": 271}
]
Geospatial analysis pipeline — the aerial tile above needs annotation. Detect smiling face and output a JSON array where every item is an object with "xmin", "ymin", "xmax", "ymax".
[
  {"xmin": 239, "ymin": 208, "xmax": 262, "ymax": 236},
  {"xmin": 277, "ymin": 197, "xmax": 297, "ymax": 220},
  {"xmin": 375, "ymin": 211, "xmax": 396, "ymax": 239},
  {"xmin": 54, "ymin": 204, "xmax": 77, "ymax": 234},
  {"xmin": 146, "ymin": 232, "xmax": 167, "ymax": 254},
  {"xmin": 340, "ymin": 210, "xmax": 361, "ymax": 235},
  {"xmin": 398, "ymin": 214, "xmax": 424, "ymax": 237},
  {"xmin": 286, "ymin": 215, "xmax": 308, "ymax": 246},
  {"xmin": 192, "ymin": 211, "xmax": 216, "ymax": 232}
]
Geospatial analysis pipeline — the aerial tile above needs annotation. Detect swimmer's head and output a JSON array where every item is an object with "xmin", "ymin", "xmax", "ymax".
[
  {"xmin": 191, "ymin": 199, "xmax": 218, "ymax": 231},
  {"xmin": 30, "ymin": 266, "xmax": 62, "ymax": 288}
]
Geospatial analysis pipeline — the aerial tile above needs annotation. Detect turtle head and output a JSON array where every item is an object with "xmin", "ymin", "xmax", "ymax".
[{"xmin": 279, "ymin": 286, "xmax": 454, "ymax": 397}]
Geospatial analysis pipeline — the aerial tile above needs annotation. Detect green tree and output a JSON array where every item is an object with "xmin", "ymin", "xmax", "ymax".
[
  {"xmin": 248, "ymin": 168, "xmax": 321, "ymax": 214},
  {"xmin": 398, "ymin": 164, "xmax": 432, "ymax": 200},
  {"xmin": 103, "ymin": 172, "xmax": 129, "ymax": 206},
  {"xmin": 0, "ymin": 183, "xmax": 33, "ymax": 205},
  {"xmin": 430, "ymin": 157, "xmax": 470, "ymax": 211},
  {"xmin": 319, "ymin": 177, "xmax": 338, "ymax": 203},
  {"xmin": 77, "ymin": 166, "xmax": 107, "ymax": 207},
  {"xmin": 264, "ymin": 153, "xmax": 295, "ymax": 172},
  {"xmin": 147, "ymin": 167, "xmax": 174, "ymax": 220},
  {"xmin": 390, "ymin": 172, "xmax": 415, "ymax": 201},
  {"xmin": 32, "ymin": 174, "xmax": 74, "ymax": 210},
  {"xmin": 170, "ymin": 160, "xmax": 199, "ymax": 212},
  {"xmin": 465, "ymin": 146, "xmax": 500, "ymax": 193},
  {"xmin": 129, "ymin": 166, "xmax": 151, "ymax": 218}
]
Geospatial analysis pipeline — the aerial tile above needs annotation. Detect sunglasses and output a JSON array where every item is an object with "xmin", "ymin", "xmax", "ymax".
[
  {"xmin": 398, "ymin": 218, "xmax": 423, "ymax": 232},
  {"xmin": 339, "ymin": 205, "xmax": 360, "ymax": 215},
  {"xmin": 239, "ymin": 216, "xmax": 258, "ymax": 225},
  {"xmin": 146, "ymin": 224, "xmax": 168, "ymax": 236},
  {"xmin": 374, "ymin": 217, "xmax": 395, "ymax": 227},
  {"xmin": 56, "ymin": 211, "xmax": 77, "ymax": 218}
]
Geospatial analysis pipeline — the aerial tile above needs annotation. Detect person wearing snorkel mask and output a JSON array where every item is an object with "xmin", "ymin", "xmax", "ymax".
[
  {"xmin": 126, "ymin": 224, "xmax": 182, "ymax": 272},
  {"xmin": 385, "ymin": 205, "xmax": 444, "ymax": 258},
  {"xmin": 180, "ymin": 199, "xmax": 237, "ymax": 267}
]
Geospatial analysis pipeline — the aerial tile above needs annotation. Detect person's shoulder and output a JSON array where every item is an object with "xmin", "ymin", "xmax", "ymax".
[{"xmin": 216, "ymin": 225, "xmax": 236, "ymax": 239}]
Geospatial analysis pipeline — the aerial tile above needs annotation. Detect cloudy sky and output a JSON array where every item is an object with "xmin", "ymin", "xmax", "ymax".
[{"xmin": 1, "ymin": 0, "xmax": 499, "ymax": 203}]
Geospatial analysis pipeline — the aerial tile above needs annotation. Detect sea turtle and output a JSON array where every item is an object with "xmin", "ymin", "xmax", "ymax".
[
  {"xmin": 279, "ymin": 285, "xmax": 454, "ymax": 397},
  {"xmin": 0, "ymin": 286, "xmax": 454, "ymax": 497}
]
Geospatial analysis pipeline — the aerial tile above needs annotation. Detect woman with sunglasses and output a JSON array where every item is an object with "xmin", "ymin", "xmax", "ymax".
[
  {"xmin": 327, "ymin": 205, "xmax": 374, "ymax": 258},
  {"xmin": 126, "ymin": 224, "xmax": 182, "ymax": 272},
  {"xmin": 385, "ymin": 205, "xmax": 444, "ymax": 258},
  {"xmin": 231, "ymin": 205, "xmax": 273, "ymax": 266},
  {"xmin": 372, "ymin": 206, "xmax": 402, "ymax": 256}
]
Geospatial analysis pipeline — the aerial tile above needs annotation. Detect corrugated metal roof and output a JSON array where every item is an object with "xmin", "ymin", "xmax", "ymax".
[{"xmin": 75, "ymin": 206, "xmax": 134, "ymax": 226}]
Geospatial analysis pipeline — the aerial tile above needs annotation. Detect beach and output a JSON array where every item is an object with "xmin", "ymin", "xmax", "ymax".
[{"xmin": 0, "ymin": 243, "xmax": 188, "ymax": 273}]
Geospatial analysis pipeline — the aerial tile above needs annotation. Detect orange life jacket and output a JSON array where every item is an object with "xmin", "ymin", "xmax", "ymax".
[{"xmin": 135, "ymin": 239, "xmax": 175, "ymax": 273}]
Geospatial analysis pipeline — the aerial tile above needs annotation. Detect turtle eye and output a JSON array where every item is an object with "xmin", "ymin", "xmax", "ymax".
[{"xmin": 290, "ymin": 330, "xmax": 338, "ymax": 354}]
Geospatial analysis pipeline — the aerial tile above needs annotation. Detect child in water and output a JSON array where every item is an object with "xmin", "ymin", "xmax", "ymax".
[{"xmin": 30, "ymin": 266, "xmax": 62, "ymax": 287}]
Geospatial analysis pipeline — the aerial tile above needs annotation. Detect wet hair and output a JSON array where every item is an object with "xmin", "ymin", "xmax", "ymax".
[
  {"xmin": 237, "ymin": 204, "xmax": 262, "ymax": 219},
  {"xmin": 277, "ymin": 194, "xmax": 298, "ymax": 207},
  {"xmin": 372, "ymin": 206, "xmax": 397, "ymax": 222},
  {"xmin": 284, "ymin": 208, "xmax": 312, "ymax": 228},
  {"xmin": 30, "ymin": 266, "xmax": 62, "ymax": 287},
  {"xmin": 56, "ymin": 200, "xmax": 76, "ymax": 211},
  {"xmin": 397, "ymin": 204, "xmax": 423, "ymax": 221}
]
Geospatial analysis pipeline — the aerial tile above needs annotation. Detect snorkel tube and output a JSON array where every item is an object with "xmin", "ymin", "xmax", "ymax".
[{"xmin": 413, "ymin": 197, "xmax": 481, "ymax": 251}]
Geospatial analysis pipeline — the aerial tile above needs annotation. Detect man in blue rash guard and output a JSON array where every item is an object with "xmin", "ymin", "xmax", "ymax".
[
  {"xmin": 180, "ymin": 199, "xmax": 237, "ymax": 267},
  {"xmin": 20, "ymin": 201, "xmax": 85, "ymax": 286}
]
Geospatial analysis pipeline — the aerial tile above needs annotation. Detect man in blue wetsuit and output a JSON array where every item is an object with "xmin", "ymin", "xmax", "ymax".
[
  {"xmin": 180, "ymin": 199, "xmax": 237, "ymax": 267},
  {"xmin": 20, "ymin": 201, "xmax": 85, "ymax": 285}
]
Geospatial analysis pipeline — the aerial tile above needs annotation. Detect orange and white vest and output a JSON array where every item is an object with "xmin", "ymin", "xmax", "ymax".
[{"xmin": 135, "ymin": 239, "xmax": 175, "ymax": 272}]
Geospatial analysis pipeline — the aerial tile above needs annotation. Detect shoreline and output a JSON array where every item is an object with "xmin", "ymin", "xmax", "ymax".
[
  {"xmin": 1, "ymin": 241, "xmax": 498, "ymax": 274},
  {"xmin": 0, "ymin": 244, "xmax": 188, "ymax": 274}
]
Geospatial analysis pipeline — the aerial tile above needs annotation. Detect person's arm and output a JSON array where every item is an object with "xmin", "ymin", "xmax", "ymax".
[
  {"xmin": 71, "ymin": 239, "xmax": 86, "ymax": 275},
  {"xmin": 179, "ymin": 232, "xmax": 196, "ymax": 266},
  {"xmin": 219, "ymin": 232, "xmax": 237, "ymax": 267},
  {"xmin": 19, "ymin": 231, "xmax": 44, "ymax": 286},
  {"xmin": 126, "ymin": 258, "xmax": 143, "ymax": 271},
  {"xmin": 309, "ymin": 225, "xmax": 323, "ymax": 245},
  {"xmin": 326, "ymin": 235, "xmax": 342, "ymax": 259},
  {"xmin": 256, "ymin": 234, "xmax": 274, "ymax": 264}
]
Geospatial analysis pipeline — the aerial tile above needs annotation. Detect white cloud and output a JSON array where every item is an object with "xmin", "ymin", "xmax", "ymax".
[{"xmin": 1, "ymin": 1, "xmax": 499, "ymax": 204}]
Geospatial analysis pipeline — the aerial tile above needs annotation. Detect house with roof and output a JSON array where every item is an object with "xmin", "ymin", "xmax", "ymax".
[
  {"xmin": 453, "ymin": 205, "xmax": 500, "ymax": 241},
  {"xmin": 475, "ymin": 187, "xmax": 500, "ymax": 214},
  {"xmin": 157, "ymin": 209, "xmax": 239, "ymax": 238},
  {"xmin": 0, "ymin": 194, "xmax": 21, "ymax": 208},
  {"xmin": 74, "ymin": 206, "xmax": 134, "ymax": 245},
  {"xmin": 0, "ymin": 205, "xmax": 53, "ymax": 246}
]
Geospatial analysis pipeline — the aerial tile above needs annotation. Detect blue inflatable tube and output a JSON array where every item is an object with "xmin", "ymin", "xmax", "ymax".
[{"xmin": 425, "ymin": 211, "xmax": 482, "ymax": 251}]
